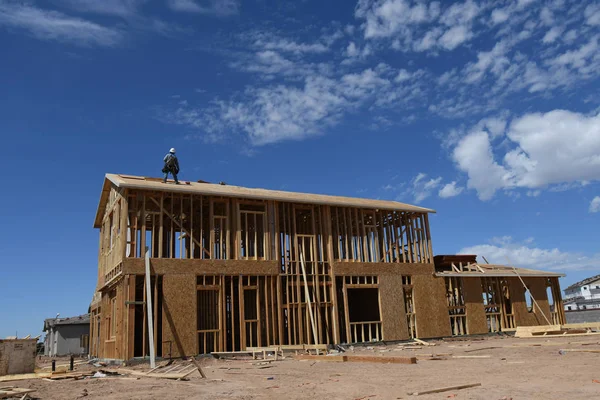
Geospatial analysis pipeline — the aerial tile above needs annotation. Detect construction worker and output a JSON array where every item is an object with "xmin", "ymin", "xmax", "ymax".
[{"xmin": 162, "ymin": 148, "xmax": 180, "ymax": 184}]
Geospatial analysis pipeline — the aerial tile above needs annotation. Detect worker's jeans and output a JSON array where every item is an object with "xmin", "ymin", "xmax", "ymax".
[{"xmin": 164, "ymin": 171, "xmax": 179, "ymax": 183}]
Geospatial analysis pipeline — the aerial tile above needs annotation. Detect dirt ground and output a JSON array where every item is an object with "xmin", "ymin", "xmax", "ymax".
[{"xmin": 5, "ymin": 334, "xmax": 600, "ymax": 400}]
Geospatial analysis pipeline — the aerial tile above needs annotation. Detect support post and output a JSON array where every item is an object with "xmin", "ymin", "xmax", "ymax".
[{"xmin": 145, "ymin": 247, "xmax": 156, "ymax": 369}]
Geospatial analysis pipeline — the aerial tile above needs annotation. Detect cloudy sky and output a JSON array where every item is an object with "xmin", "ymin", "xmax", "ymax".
[{"xmin": 0, "ymin": 0, "xmax": 599, "ymax": 337}]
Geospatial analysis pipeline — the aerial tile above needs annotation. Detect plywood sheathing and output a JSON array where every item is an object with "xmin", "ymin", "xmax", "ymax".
[
  {"xmin": 509, "ymin": 278, "xmax": 551, "ymax": 327},
  {"xmin": 462, "ymin": 277, "xmax": 489, "ymax": 335},
  {"xmin": 379, "ymin": 275, "xmax": 410, "ymax": 341},
  {"xmin": 413, "ymin": 275, "xmax": 452, "ymax": 338},
  {"xmin": 162, "ymin": 274, "xmax": 197, "ymax": 358},
  {"xmin": 332, "ymin": 262, "xmax": 435, "ymax": 276},
  {"xmin": 0, "ymin": 339, "xmax": 36, "ymax": 376},
  {"xmin": 123, "ymin": 258, "xmax": 280, "ymax": 276}
]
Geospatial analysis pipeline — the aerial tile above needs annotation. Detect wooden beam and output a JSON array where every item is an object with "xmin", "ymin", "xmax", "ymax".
[{"xmin": 408, "ymin": 383, "xmax": 481, "ymax": 396}]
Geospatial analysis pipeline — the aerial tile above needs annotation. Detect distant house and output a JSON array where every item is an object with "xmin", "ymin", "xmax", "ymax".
[
  {"xmin": 563, "ymin": 274, "xmax": 600, "ymax": 311},
  {"xmin": 43, "ymin": 314, "xmax": 90, "ymax": 357}
]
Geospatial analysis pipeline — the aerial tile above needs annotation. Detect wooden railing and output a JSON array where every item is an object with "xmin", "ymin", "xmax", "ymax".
[{"xmin": 349, "ymin": 321, "xmax": 382, "ymax": 343}]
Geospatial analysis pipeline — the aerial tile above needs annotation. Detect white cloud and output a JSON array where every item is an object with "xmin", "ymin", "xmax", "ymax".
[
  {"xmin": 355, "ymin": 0, "xmax": 438, "ymax": 39},
  {"xmin": 490, "ymin": 8, "xmax": 509, "ymax": 24},
  {"xmin": 167, "ymin": 0, "xmax": 239, "ymax": 15},
  {"xmin": 585, "ymin": 3, "xmax": 600, "ymax": 26},
  {"xmin": 452, "ymin": 131, "xmax": 510, "ymax": 200},
  {"xmin": 542, "ymin": 26, "xmax": 564, "ymax": 44},
  {"xmin": 55, "ymin": 0, "xmax": 144, "ymax": 16},
  {"xmin": 438, "ymin": 181, "xmax": 464, "ymax": 198},
  {"xmin": 254, "ymin": 36, "xmax": 329, "ymax": 55},
  {"xmin": 450, "ymin": 109, "xmax": 600, "ymax": 200},
  {"xmin": 506, "ymin": 110, "xmax": 600, "ymax": 188},
  {"xmin": 460, "ymin": 237, "xmax": 600, "ymax": 272},
  {"xmin": 343, "ymin": 41, "xmax": 372, "ymax": 63},
  {"xmin": 440, "ymin": 0, "xmax": 480, "ymax": 27},
  {"xmin": 405, "ymin": 173, "xmax": 442, "ymax": 203},
  {"xmin": 590, "ymin": 197, "xmax": 600, "ymax": 213},
  {"xmin": 0, "ymin": 2, "xmax": 123, "ymax": 46},
  {"xmin": 438, "ymin": 25, "xmax": 473, "ymax": 50}
]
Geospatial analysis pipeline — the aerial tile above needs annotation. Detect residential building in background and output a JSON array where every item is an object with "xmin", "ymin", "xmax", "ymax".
[
  {"xmin": 563, "ymin": 274, "xmax": 600, "ymax": 311},
  {"xmin": 43, "ymin": 314, "xmax": 90, "ymax": 357}
]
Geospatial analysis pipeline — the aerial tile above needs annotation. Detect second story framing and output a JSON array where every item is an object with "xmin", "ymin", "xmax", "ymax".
[{"xmin": 94, "ymin": 174, "xmax": 435, "ymax": 287}]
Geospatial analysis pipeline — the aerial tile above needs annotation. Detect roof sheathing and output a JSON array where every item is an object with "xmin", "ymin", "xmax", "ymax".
[
  {"xmin": 435, "ymin": 264, "xmax": 565, "ymax": 278},
  {"xmin": 94, "ymin": 173, "xmax": 435, "ymax": 228}
]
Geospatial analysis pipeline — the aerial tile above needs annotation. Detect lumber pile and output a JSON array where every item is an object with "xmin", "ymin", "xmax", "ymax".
[
  {"xmin": 0, "ymin": 386, "xmax": 36, "ymax": 399},
  {"xmin": 515, "ymin": 323, "xmax": 600, "ymax": 338}
]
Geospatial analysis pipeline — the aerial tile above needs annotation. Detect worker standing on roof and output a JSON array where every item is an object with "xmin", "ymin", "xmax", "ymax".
[{"xmin": 162, "ymin": 148, "xmax": 180, "ymax": 184}]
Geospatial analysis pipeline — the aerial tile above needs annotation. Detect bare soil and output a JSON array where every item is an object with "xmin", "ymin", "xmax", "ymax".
[{"xmin": 6, "ymin": 335, "xmax": 600, "ymax": 399}]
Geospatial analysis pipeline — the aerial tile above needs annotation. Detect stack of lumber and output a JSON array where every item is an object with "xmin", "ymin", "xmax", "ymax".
[
  {"xmin": 0, "ymin": 386, "xmax": 36, "ymax": 399},
  {"xmin": 515, "ymin": 323, "xmax": 600, "ymax": 338}
]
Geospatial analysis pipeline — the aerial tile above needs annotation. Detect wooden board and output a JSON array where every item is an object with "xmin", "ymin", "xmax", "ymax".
[
  {"xmin": 162, "ymin": 274, "xmax": 197, "ymax": 358},
  {"xmin": 379, "ymin": 275, "xmax": 409, "ymax": 341},
  {"xmin": 332, "ymin": 262, "xmax": 435, "ymax": 276},
  {"xmin": 0, "ymin": 387, "xmax": 36, "ymax": 399},
  {"xmin": 296, "ymin": 354, "xmax": 417, "ymax": 364},
  {"xmin": 412, "ymin": 275, "xmax": 451, "ymax": 338},
  {"xmin": 461, "ymin": 277, "xmax": 489, "ymax": 335},
  {"xmin": 408, "ymin": 383, "xmax": 481, "ymax": 396}
]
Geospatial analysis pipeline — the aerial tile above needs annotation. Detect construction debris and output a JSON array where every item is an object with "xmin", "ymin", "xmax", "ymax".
[
  {"xmin": 515, "ymin": 323, "xmax": 600, "ymax": 338},
  {"xmin": 408, "ymin": 383, "xmax": 482, "ymax": 396},
  {"xmin": 0, "ymin": 386, "xmax": 36, "ymax": 399},
  {"xmin": 296, "ymin": 354, "xmax": 417, "ymax": 364}
]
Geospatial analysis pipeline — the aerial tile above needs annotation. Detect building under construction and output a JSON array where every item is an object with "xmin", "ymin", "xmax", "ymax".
[{"xmin": 89, "ymin": 174, "xmax": 565, "ymax": 360}]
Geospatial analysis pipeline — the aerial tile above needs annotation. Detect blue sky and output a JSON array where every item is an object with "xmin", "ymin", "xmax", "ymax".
[{"xmin": 0, "ymin": 0, "xmax": 599, "ymax": 339}]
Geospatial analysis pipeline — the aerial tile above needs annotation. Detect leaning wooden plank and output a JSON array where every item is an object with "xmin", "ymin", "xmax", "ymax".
[
  {"xmin": 408, "ymin": 383, "xmax": 481, "ymax": 396},
  {"xmin": 190, "ymin": 358, "xmax": 207, "ymax": 379}
]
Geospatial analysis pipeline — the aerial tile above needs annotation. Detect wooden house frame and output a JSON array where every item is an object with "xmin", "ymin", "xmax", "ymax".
[{"xmin": 89, "ymin": 174, "xmax": 565, "ymax": 360}]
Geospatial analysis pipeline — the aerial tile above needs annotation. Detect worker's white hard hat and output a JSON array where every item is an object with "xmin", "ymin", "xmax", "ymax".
[{"xmin": 170, "ymin": 148, "xmax": 176, "ymax": 153}]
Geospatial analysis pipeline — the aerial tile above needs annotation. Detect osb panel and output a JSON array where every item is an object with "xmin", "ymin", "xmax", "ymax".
[
  {"xmin": 509, "ymin": 277, "xmax": 551, "ymax": 327},
  {"xmin": 0, "ymin": 339, "xmax": 36, "ymax": 376},
  {"xmin": 162, "ymin": 274, "xmax": 196, "ymax": 357},
  {"xmin": 333, "ymin": 262, "xmax": 435, "ymax": 276},
  {"xmin": 379, "ymin": 275, "xmax": 409, "ymax": 341},
  {"xmin": 123, "ymin": 258, "xmax": 279, "ymax": 276},
  {"xmin": 462, "ymin": 277, "xmax": 488, "ymax": 335},
  {"xmin": 413, "ymin": 275, "xmax": 451, "ymax": 338}
]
